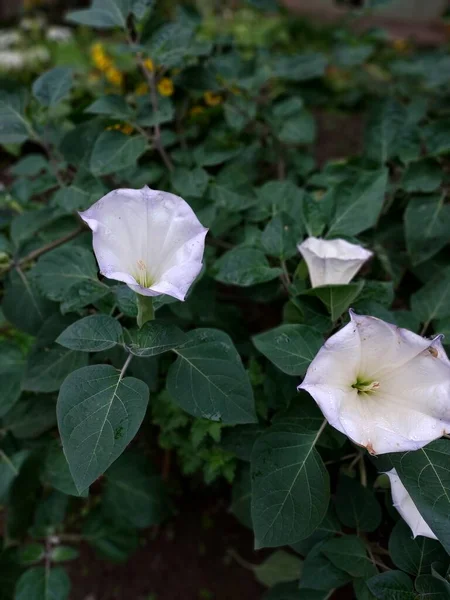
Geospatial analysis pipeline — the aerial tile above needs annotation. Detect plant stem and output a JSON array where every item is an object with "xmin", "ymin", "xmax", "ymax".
[
  {"xmin": 281, "ymin": 260, "xmax": 291, "ymax": 286},
  {"xmin": 1, "ymin": 225, "xmax": 84, "ymax": 274},
  {"xmin": 119, "ymin": 353, "xmax": 133, "ymax": 379},
  {"xmin": 420, "ymin": 320, "xmax": 431, "ymax": 336},
  {"xmin": 359, "ymin": 454, "xmax": 367, "ymax": 487}
]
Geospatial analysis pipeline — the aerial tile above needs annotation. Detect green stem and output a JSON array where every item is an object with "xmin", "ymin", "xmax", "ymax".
[{"xmin": 136, "ymin": 294, "xmax": 154, "ymax": 328}]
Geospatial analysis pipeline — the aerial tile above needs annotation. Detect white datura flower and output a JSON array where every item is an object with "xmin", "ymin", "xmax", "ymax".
[
  {"xmin": 298, "ymin": 311, "xmax": 450, "ymax": 455},
  {"xmin": 297, "ymin": 236, "xmax": 372, "ymax": 288},
  {"xmin": 80, "ymin": 186, "xmax": 208, "ymax": 301},
  {"xmin": 386, "ymin": 469, "xmax": 437, "ymax": 539}
]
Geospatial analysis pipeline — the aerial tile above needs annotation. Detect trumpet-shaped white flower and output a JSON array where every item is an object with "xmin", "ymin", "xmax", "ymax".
[
  {"xmin": 80, "ymin": 186, "xmax": 208, "ymax": 301},
  {"xmin": 298, "ymin": 237, "xmax": 372, "ymax": 288},
  {"xmin": 386, "ymin": 469, "xmax": 437, "ymax": 539},
  {"xmin": 298, "ymin": 311, "xmax": 450, "ymax": 455}
]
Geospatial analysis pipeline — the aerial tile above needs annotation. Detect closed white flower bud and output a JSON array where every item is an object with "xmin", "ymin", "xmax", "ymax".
[
  {"xmin": 298, "ymin": 311, "xmax": 450, "ymax": 454},
  {"xmin": 386, "ymin": 469, "xmax": 437, "ymax": 539},
  {"xmin": 80, "ymin": 186, "xmax": 208, "ymax": 301},
  {"xmin": 298, "ymin": 237, "xmax": 372, "ymax": 288}
]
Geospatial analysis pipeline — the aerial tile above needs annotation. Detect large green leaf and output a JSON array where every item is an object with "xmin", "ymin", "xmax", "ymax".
[
  {"xmin": 364, "ymin": 98, "xmax": 405, "ymax": 164},
  {"xmin": 390, "ymin": 440, "xmax": 450, "ymax": 554},
  {"xmin": 167, "ymin": 328, "xmax": 256, "ymax": 424},
  {"xmin": 125, "ymin": 322, "xmax": 186, "ymax": 357},
  {"xmin": 103, "ymin": 451, "xmax": 170, "ymax": 528},
  {"xmin": 411, "ymin": 268, "xmax": 450, "ymax": 323},
  {"xmin": 32, "ymin": 68, "xmax": 73, "ymax": 107},
  {"xmin": 251, "ymin": 402, "xmax": 329, "ymax": 548},
  {"xmin": 252, "ymin": 324, "xmax": 322, "ymax": 376},
  {"xmin": 306, "ymin": 282, "xmax": 365, "ymax": 322},
  {"xmin": 388, "ymin": 520, "xmax": 448, "ymax": 576},
  {"xmin": 367, "ymin": 571, "xmax": 416, "ymax": 600},
  {"xmin": 299, "ymin": 542, "xmax": 351, "ymax": 592},
  {"xmin": 335, "ymin": 475, "xmax": 382, "ymax": 533},
  {"xmin": 321, "ymin": 536, "xmax": 376, "ymax": 578},
  {"xmin": 0, "ymin": 89, "xmax": 30, "ymax": 144},
  {"xmin": 405, "ymin": 194, "xmax": 450, "ymax": 266},
  {"xmin": 3, "ymin": 397, "xmax": 57, "ymax": 439},
  {"xmin": 32, "ymin": 245, "xmax": 109, "ymax": 311},
  {"xmin": 401, "ymin": 159, "xmax": 442, "ymax": 193},
  {"xmin": 15, "ymin": 567, "xmax": 70, "ymax": 600},
  {"xmin": 327, "ymin": 169, "xmax": 388, "ymax": 237},
  {"xmin": 90, "ymin": 131, "xmax": 148, "ymax": 176},
  {"xmin": 85, "ymin": 94, "xmax": 132, "ymax": 118},
  {"xmin": 0, "ymin": 344, "xmax": 25, "ymax": 418},
  {"xmin": 66, "ymin": 0, "xmax": 129, "ymax": 28},
  {"xmin": 415, "ymin": 574, "xmax": 450, "ymax": 598},
  {"xmin": 57, "ymin": 315, "xmax": 123, "ymax": 352},
  {"xmin": 261, "ymin": 213, "xmax": 303, "ymax": 260},
  {"xmin": 23, "ymin": 346, "xmax": 88, "ymax": 393},
  {"xmin": 254, "ymin": 550, "xmax": 303, "ymax": 588},
  {"xmin": 171, "ymin": 167, "xmax": 209, "ymax": 198},
  {"xmin": 42, "ymin": 443, "xmax": 88, "ymax": 498},
  {"xmin": 213, "ymin": 248, "xmax": 282, "ymax": 286},
  {"xmin": 57, "ymin": 364, "xmax": 149, "ymax": 493},
  {"xmin": 0, "ymin": 449, "xmax": 29, "ymax": 503},
  {"xmin": 2, "ymin": 271, "xmax": 55, "ymax": 335}
]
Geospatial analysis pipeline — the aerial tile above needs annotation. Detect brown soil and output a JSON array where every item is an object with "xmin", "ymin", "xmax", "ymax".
[{"xmin": 68, "ymin": 488, "xmax": 266, "ymax": 600}]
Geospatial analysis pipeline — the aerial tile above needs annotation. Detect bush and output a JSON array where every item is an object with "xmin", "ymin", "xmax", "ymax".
[{"xmin": 1, "ymin": 1, "xmax": 450, "ymax": 598}]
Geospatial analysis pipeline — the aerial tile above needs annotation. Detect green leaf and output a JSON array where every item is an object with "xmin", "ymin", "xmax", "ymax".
[
  {"xmin": 167, "ymin": 328, "xmax": 256, "ymax": 424},
  {"xmin": 250, "ymin": 180, "xmax": 304, "ymax": 222},
  {"xmin": 126, "ymin": 322, "xmax": 186, "ymax": 357},
  {"xmin": 411, "ymin": 267, "xmax": 450, "ymax": 323},
  {"xmin": 354, "ymin": 578, "xmax": 378, "ymax": 600},
  {"xmin": 254, "ymin": 550, "xmax": 303, "ymax": 588},
  {"xmin": 405, "ymin": 194, "xmax": 450, "ymax": 266},
  {"xmin": 0, "ymin": 343, "xmax": 25, "ymax": 418},
  {"xmin": 367, "ymin": 571, "xmax": 416, "ymax": 600},
  {"xmin": 335, "ymin": 475, "xmax": 382, "ymax": 533},
  {"xmin": 24, "ymin": 346, "xmax": 88, "ymax": 393},
  {"xmin": 423, "ymin": 120, "xmax": 450, "ymax": 156},
  {"xmin": 15, "ymin": 567, "xmax": 70, "ymax": 600},
  {"xmin": 306, "ymin": 282, "xmax": 365, "ymax": 322},
  {"xmin": 17, "ymin": 544, "xmax": 45, "ymax": 565},
  {"xmin": 299, "ymin": 543, "xmax": 351, "ymax": 592},
  {"xmin": 390, "ymin": 440, "xmax": 450, "ymax": 554},
  {"xmin": 415, "ymin": 574, "xmax": 450, "ymax": 599},
  {"xmin": 3, "ymin": 397, "xmax": 57, "ymax": 439},
  {"xmin": 10, "ymin": 207, "xmax": 58, "ymax": 248},
  {"xmin": 321, "ymin": 536, "xmax": 376, "ymax": 578},
  {"xmin": 0, "ymin": 449, "xmax": 29, "ymax": 502},
  {"xmin": 222, "ymin": 424, "xmax": 264, "ymax": 462},
  {"xmin": 402, "ymin": 159, "xmax": 442, "ymax": 193},
  {"xmin": 252, "ymin": 324, "xmax": 323, "ymax": 376},
  {"xmin": 32, "ymin": 245, "xmax": 107, "ymax": 310},
  {"xmin": 57, "ymin": 315, "xmax": 123, "ymax": 352},
  {"xmin": 90, "ymin": 131, "xmax": 147, "ymax": 176},
  {"xmin": 272, "ymin": 52, "xmax": 327, "ymax": 81},
  {"xmin": 327, "ymin": 169, "xmax": 388, "ymax": 237},
  {"xmin": 364, "ymin": 98, "xmax": 406, "ymax": 164},
  {"xmin": 103, "ymin": 451, "xmax": 170, "ymax": 528},
  {"xmin": 2, "ymin": 271, "xmax": 55, "ymax": 335},
  {"xmin": 251, "ymin": 402, "xmax": 329, "ymax": 548},
  {"xmin": 277, "ymin": 110, "xmax": 316, "ymax": 145},
  {"xmin": 85, "ymin": 94, "xmax": 132, "ymax": 118},
  {"xmin": 43, "ymin": 443, "xmax": 88, "ymax": 498},
  {"xmin": 213, "ymin": 248, "xmax": 282, "ymax": 286},
  {"xmin": 389, "ymin": 520, "xmax": 448, "ymax": 576},
  {"xmin": 66, "ymin": 0, "xmax": 129, "ymax": 28},
  {"xmin": 32, "ymin": 68, "xmax": 73, "ymax": 107},
  {"xmin": 261, "ymin": 213, "xmax": 302, "ymax": 260},
  {"xmin": 171, "ymin": 167, "xmax": 209, "ymax": 198},
  {"xmin": 57, "ymin": 364, "xmax": 149, "ymax": 493},
  {"xmin": 0, "ymin": 89, "xmax": 30, "ymax": 144},
  {"xmin": 82, "ymin": 509, "xmax": 138, "ymax": 561},
  {"xmin": 10, "ymin": 154, "xmax": 48, "ymax": 176},
  {"xmin": 50, "ymin": 547, "xmax": 79, "ymax": 563},
  {"xmin": 231, "ymin": 464, "xmax": 252, "ymax": 528}
]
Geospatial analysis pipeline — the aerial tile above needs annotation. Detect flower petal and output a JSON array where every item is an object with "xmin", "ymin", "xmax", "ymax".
[{"xmin": 386, "ymin": 469, "xmax": 437, "ymax": 540}]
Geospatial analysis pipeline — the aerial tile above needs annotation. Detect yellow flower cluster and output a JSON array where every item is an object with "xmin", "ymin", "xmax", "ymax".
[
  {"xmin": 157, "ymin": 77, "xmax": 174, "ymax": 97},
  {"xmin": 107, "ymin": 123, "xmax": 133, "ymax": 135},
  {"xmin": 90, "ymin": 43, "xmax": 123, "ymax": 88},
  {"xmin": 143, "ymin": 58, "xmax": 154, "ymax": 72}
]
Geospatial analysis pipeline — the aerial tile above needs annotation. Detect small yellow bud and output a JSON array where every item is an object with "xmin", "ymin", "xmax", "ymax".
[
  {"xmin": 105, "ymin": 67, "xmax": 123, "ymax": 87},
  {"xmin": 189, "ymin": 105, "xmax": 205, "ymax": 117},
  {"xmin": 135, "ymin": 82, "xmax": 149, "ymax": 96},
  {"xmin": 392, "ymin": 38, "xmax": 409, "ymax": 53},
  {"xmin": 143, "ymin": 58, "xmax": 154, "ymax": 72},
  {"xmin": 204, "ymin": 91, "xmax": 222, "ymax": 107},
  {"xmin": 157, "ymin": 77, "xmax": 174, "ymax": 97}
]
